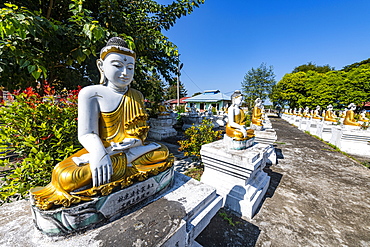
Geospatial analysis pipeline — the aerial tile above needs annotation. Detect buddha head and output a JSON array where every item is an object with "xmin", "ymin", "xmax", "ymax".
[
  {"xmin": 254, "ymin": 98, "xmax": 262, "ymax": 107},
  {"xmin": 348, "ymin": 103, "xmax": 356, "ymax": 111},
  {"xmin": 327, "ymin": 104, "xmax": 333, "ymax": 111},
  {"xmin": 316, "ymin": 105, "xmax": 320, "ymax": 110},
  {"xmin": 97, "ymin": 37, "xmax": 136, "ymax": 89},
  {"xmin": 231, "ymin": 90, "xmax": 243, "ymax": 106}
]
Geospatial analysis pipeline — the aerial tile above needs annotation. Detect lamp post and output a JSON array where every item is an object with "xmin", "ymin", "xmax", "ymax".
[{"xmin": 177, "ymin": 62, "xmax": 183, "ymax": 108}]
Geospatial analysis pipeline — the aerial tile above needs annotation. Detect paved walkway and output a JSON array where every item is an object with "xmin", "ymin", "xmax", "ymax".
[{"xmin": 212, "ymin": 116, "xmax": 370, "ymax": 246}]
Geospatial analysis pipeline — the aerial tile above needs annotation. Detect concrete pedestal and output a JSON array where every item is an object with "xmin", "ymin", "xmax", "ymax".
[
  {"xmin": 148, "ymin": 116, "xmax": 177, "ymax": 140},
  {"xmin": 2, "ymin": 172, "xmax": 222, "ymax": 247},
  {"xmin": 200, "ymin": 140, "xmax": 271, "ymax": 218},
  {"xmin": 251, "ymin": 124, "xmax": 264, "ymax": 131},
  {"xmin": 182, "ymin": 114, "xmax": 203, "ymax": 130},
  {"xmin": 330, "ymin": 128, "xmax": 370, "ymax": 158},
  {"xmin": 254, "ymin": 129, "xmax": 277, "ymax": 165}
]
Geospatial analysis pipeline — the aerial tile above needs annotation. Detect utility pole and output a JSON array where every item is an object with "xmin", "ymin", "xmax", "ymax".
[{"xmin": 177, "ymin": 62, "xmax": 183, "ymax": 108}]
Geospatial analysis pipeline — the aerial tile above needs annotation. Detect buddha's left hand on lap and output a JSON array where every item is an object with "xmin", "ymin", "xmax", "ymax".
[{"xmin": 110, "ymin": 138, "xmax": 142, "ymax": 152}]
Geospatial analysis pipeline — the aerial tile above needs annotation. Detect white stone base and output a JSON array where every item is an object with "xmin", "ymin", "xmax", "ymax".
[
  {"xmin": 254, "ymin": 129, "xmax": 277, "ymax": 145},
  {"xmin": 223, "ymin": 135, "xmax": 254, "ymax": 150},
  {"xmin": 148, "ymin": 128, "xmax": 177, "ymax": 140},
  {"xmin": 148, "ymin": 117, "xmax": 177, "ymax": 140},
  {"xmin": 251, "ymin": 124, "xmax": 264, "ymax": 131},
  {"xmin": 200, "ymin": 140, "xmax": 270, "ymax": 218},
  {"xmin": 331, "ymin": 128, "xmax": 370, "ymax": 158}
]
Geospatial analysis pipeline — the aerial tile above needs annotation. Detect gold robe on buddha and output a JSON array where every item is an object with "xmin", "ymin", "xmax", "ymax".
[
  {"xmin": 343, "ymin": 110, "xmax": 361, "ymax": 126},
  {"xmin": 226, "ymin": 108, "xmax": 255, "ymax": 141},
  {"xmin": 31, "ymin": 88, "xmax": 173, "ymax": 210},
  {"xmin": 252, "ymin": 106, "xmax": 263, "ymax": 126},
  {"xmin": 359, "ymin": 114, "xmax": 369, "ymax": 122},
  {"xmin": 324, "ymin": 110, "xmax": 337, "ymax": 122}
]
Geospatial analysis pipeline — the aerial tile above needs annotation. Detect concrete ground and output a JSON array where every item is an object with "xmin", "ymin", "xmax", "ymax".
[{"xmin": 196, "ymin": 116, "xmax": 370, "ymax": 247}]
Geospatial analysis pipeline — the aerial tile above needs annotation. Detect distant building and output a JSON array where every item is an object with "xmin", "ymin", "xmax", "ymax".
[
  {"xmin": 363, "ymin": 102, "xmax": 370, "ymax": 112},
  {"xmin": 165, "ymin": 97, "xmax": 191, "ymax": 109},
  {"xmin": 183, "ymin": 90, "xmax": 231, "ymax": 112}
]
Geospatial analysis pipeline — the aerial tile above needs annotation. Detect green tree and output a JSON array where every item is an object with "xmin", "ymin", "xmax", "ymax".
[
  {"xmin": 269, "ymin": 72, "xmax": 308, "ymax": 108},
  {"xmin": 292, "ymin": 62, "xmax": 334, "ymax": 73},
  {"xmin": 241, "ymin": 63, "xmax": 276, "ymax": 108},
  {"xmin": 341, "ymin": 58, "xmax": 370, "ymax": 72},
  {"xmin": 270, "ymin": 64, "xmax": 370, "ymax": 109},
  {"xmin": 164, "ymin": 81, "xmax": 187, "ymax": 100},
  {"xmin": 0, "ymin": 0, "xmax": 204, "ymax": 100}
]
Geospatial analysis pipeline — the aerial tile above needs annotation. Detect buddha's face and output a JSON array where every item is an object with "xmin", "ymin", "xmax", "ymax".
[
  {"xmin": 100, "ymin": 52, "xmax": 135, "ymax": 88},
  {"xmin": 234, "ymin": 95, "xmax": 243, "ymax": 105}
]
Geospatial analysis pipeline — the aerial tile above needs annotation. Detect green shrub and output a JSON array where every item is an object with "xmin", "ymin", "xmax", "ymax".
[
  {"xmin": 0, "ymin": 87, "xmax": 82, "ymax": 203},
  {"xmin": 178, "ymin": 119, "xmax": 222, "ymax": 160},
  {"xmin": 175, "ymin": 104, "xmax": 186, "ymax": 113}
]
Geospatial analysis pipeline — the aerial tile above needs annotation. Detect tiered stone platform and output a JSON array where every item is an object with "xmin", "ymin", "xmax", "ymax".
[{"xmin": 200, "ymin": 140, "xmax": 271, "ymax": 218}]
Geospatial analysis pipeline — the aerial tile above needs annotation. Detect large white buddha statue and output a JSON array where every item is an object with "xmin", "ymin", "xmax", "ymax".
[{"xmin": 31, "ymin": 37, "xmax": 173, "ymax": 210}]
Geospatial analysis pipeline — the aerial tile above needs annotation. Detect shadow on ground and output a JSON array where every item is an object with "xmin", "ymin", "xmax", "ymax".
[{"xmin": 195, "ymin": 208, "xmax": 261, "ymax": 247}]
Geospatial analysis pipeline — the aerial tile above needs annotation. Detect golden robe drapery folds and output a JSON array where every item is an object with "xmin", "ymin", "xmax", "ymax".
[
  {"xmin": 324, "ymin": 110, "xmax": 337, "ymax": 122},
  {"xmin": 226, "ymin": 109, "xmax": 255, "ymax": 141},
  {"xmin": 252, "ymin": 106, "xmax": 263, "ymax": 126},
  {"xmin": 31, "ymin": 88, "xmax": 173, "ymax": 210},
  {"xmin": 343, "ymin": 110, "xmax": 361, "ymax": 126}
]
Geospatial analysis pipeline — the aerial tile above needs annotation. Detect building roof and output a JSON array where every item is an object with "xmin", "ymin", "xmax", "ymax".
[
  {"xmin": 184, "ymin": 91, "xmax": 231, "ymax": 103},
  {"xmin": 167, "ymin": 97, "xmax": 190, "ymax": 104}
]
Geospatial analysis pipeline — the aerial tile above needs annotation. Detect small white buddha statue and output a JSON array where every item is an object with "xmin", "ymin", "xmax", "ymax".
[
  {"xmin": 359, "ymin": 109, "xmax": 369, "ymax": 122},
  {"xmin": 324, "ymin": 104, "xmax": 337, "ymax": 122},
  {"xmin": 312, "ymin": 105, "xmax": 321, "ymax": 120}
]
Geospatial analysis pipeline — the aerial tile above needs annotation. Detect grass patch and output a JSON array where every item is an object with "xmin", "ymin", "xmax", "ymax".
[
  {"xmin": 274, "ymin": 142, "xmax": 286, "ymax": 145},
  {"xmin": 184, "ymin": 165, "xmax": 204, "ymax": 181},
  {"xmin": 218, "ymin": 210, "xmax": 240, "ymax": 226}
]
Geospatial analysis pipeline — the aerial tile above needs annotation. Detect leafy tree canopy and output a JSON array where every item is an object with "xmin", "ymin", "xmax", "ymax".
[
  {"xmin": 341, "ymin": 58, "xmax": 370, "ymax": 72},
  {"xmin": 164, "ymin": 81, "xmax": 187, "ymax": 100},
  {"xmin": 292, "ymin": 62, "xmax": 334, "ymax": 74},
  {"xmin": 241, "ymin": 63, "xmax": 276, "ymax": 108},
  {"xmin": 270, "ymin": 64, "xmax": 370, "ymax": 109},
  {"xmin": 0, "ymin": 0, "xmax": 204, "ymax": 101}
]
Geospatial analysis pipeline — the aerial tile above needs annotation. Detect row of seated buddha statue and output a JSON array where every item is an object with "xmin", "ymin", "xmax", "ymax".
[{"xmin": 283, "ymin": 103, "xmax": 369, "ymax": 127}]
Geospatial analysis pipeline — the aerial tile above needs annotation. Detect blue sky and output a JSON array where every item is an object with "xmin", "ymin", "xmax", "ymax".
[{"xmin": 157, "ymin": 0, "xmax": 370, "ymax": 97}]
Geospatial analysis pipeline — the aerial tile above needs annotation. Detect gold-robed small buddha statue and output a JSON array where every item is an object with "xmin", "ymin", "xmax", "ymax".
[
  {"xmin": 225, "ymin": 90, "xmax": 254, "ymax": 141},
  {"xmin": 30, "ymin": 37, "xmax": 173, "ymax": 210},
  {"xmin": 343, "ymin": 103, "xmax": 361, "ymax": 126},
  {"xmin": 359, "ymin": 109, "xmax": 369, "ymax": 122},
  {"xmin": 312, "ymin": 106, "xmax": 322, "ymax": 120},
  {"xmin": 324, "ymin": 105, "xmax": 337, "ymax": 122},
  {"xmin": 251, "ymin": 98, "xmax": 263, "ymax": 126}
]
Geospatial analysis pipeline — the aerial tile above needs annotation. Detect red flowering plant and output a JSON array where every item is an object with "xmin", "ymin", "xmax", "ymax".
[{"xmin": 0, "ymin": 84, "xmax": 82, "ymax": 203}]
